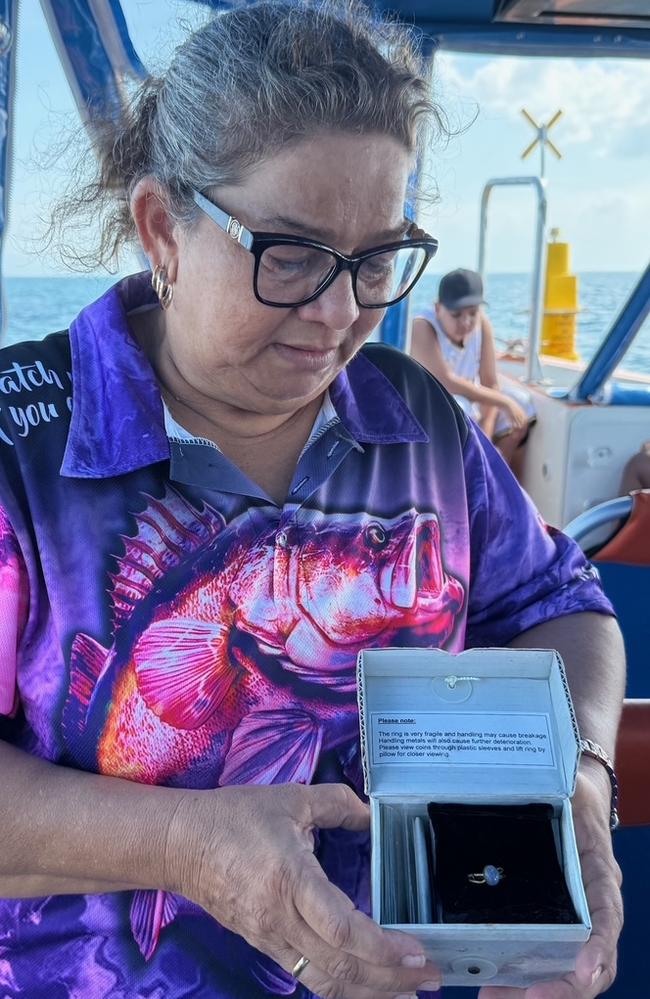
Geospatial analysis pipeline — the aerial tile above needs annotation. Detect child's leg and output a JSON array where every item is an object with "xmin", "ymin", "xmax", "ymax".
[
  {"xmin": 492, "ymin": 382, "xmax": 536, "ymax": 468},
  {"xmin": 494, "ymin": 425, "xmax": 528, "ymax": 466}
]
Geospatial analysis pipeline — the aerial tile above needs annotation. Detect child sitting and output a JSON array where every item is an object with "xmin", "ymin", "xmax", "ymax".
[{"xmin": 411, "ymin": 268, "xmax": 535, "ymax": 466}]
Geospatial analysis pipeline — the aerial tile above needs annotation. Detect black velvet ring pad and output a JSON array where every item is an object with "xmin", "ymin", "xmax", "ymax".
[{"xmin": 427, "ymin": 802, "xmax": 579, "ymax": 924}]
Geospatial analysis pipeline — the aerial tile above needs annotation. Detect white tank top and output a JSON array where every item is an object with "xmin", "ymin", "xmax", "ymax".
[{"xmin": 416, "ymin": 308, "xmax": 482, "ymax": 418}]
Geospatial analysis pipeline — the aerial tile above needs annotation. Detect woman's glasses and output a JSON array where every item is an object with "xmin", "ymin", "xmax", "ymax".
[{"xmin": 192, "ymin": 189, "xmax": 438, "ymax": 309}]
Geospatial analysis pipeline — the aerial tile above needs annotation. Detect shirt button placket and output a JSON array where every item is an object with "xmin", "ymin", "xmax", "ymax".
[
  {"xmin": 273, "ymin": 522, "xmax": 293, "ymax": 605},
  {"xmin": 276, "ymin": 529, "xmax": 289, "ymax": 549}
]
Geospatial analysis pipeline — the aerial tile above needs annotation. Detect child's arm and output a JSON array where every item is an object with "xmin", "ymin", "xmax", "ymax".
[
  {"xmin": 478, "ymin": 314, "xmax": 500, "ymax": 390},
  {"xmin": 411, "ymin": 317, "xmax": 524, "ymax": 416},
  {"xmin": 476, "ymin": 314, "xmax": 499, "ymax": 432}
]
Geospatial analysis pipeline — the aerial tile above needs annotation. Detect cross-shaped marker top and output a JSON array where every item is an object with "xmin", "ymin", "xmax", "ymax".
[{"xmin": 520, "ymin": 108, "xmax": 563, "ymax": 178}]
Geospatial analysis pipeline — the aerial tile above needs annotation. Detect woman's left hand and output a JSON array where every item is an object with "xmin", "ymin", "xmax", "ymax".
[{"xmin": 478, "ymin": 757, "xmax": 623, "ymax": 999}]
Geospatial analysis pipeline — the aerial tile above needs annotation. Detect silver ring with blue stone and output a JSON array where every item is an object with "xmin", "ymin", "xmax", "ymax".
[{"xmin": 468, "ymin": 864, "xmax": 504, "ymax": 886}]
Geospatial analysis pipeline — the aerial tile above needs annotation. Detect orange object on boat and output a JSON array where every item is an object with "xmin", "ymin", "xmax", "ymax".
[{"xmin": 595, "ymin": 491, "xmax": 650, "ymax": 566}]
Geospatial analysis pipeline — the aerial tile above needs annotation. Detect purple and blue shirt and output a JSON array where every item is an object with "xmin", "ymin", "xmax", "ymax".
[{"xmin": 0, "ymin": 273, "xmax": 612, "ymax": 998}]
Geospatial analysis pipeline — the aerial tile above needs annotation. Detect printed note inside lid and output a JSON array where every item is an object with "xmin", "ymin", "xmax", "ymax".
[{"xmin": 370, "ymin": 711, "xmax": 555, "ymax": 767}]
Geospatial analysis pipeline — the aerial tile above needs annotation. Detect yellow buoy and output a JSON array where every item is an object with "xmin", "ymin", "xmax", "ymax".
[{"xmin": 542, "ymin": 228, "xmax": 580, "ymax": 361}]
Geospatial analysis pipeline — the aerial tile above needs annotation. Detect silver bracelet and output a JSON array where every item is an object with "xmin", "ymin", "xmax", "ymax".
[{"xmin": 579, "ymin": 738, "xmax": 620, "ymax": 831}]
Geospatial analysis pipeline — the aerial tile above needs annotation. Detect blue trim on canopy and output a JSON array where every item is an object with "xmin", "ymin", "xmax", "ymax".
[
  {"xmin": 379, "ymin": 299, "xmax": 410, "ymax": 350},
  {"xmin": 106, "ymin": 0, "xmax": 146, "ymax": 75},
  {"xmin": 39, "ymin": 0, "xmax": 146, "ymax": 127}
]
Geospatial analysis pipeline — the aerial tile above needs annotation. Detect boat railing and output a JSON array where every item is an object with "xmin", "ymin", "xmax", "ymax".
[
  {"xmin": 563, "ymin": 495, "xmax": 633, "ymax": 546},
  {"xmin": 478, "ymin": 176, "xmax": 547, "ymax": 384}
]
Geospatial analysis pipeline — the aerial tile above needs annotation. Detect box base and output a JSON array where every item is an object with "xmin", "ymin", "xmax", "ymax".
[{"xmin": 373, "ymin": 797, "xmax": 590, "ymax": 988}]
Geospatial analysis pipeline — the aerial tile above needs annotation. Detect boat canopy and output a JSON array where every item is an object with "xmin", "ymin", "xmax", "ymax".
[{"xmin": 199, "ymin": 0, "xmax": 650, "ymax": 57}]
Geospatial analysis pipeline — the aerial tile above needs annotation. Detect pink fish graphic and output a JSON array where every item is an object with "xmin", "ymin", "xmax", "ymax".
[{"xmin": 62, "ymin": 487, "xmax": 464, "ymax": 957}]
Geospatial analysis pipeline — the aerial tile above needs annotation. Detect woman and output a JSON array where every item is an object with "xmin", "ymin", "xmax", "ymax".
[
  {"xmin": 411, "ymin": 268, "xmax": 536, "ymax": 467},
  {"xmin": 0, "ymin": 2, "xmax": 623, "ymax": 997}
]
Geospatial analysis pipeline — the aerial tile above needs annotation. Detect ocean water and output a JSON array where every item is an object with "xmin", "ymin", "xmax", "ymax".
[
  {"xmin": 411, "ymin": 271, "xmax": 649, "ymax": 377},
  {"xmin": 2, "ymin": 271, "xmax": 648, "ymax": 376}
]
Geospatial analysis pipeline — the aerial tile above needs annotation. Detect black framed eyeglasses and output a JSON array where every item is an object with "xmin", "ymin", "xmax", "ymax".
[{"xmin": 192, "ymin": 189, "xmax": 438, "ymax": 309}]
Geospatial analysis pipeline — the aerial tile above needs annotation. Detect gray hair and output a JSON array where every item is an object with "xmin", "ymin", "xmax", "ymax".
[{"xmin": 54, "ymin": 0, "xmax": 444, "ymax": 269}]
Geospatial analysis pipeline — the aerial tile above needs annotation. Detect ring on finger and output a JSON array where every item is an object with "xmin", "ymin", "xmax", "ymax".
[{"xmin": 291, "ymin": 955, "xmax": 310, "ymax": 980}]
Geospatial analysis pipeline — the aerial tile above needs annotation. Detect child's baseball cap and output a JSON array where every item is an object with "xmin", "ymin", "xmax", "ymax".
[{"xmin": 438, "ymin": 269, "xmax": 486, "ymax": 309}]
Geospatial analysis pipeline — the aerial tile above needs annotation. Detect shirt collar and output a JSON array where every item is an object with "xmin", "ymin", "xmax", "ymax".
[
  {"xmin": 163, "ymin": 389, "xmax": 340, "ymax": 454},
  {"xmin": 330, "ymin": 350, "xmax": 429, "ymax": 445},
  {"xmin": 61, "ymin": 272, "xmax": 427, "ymax": 479},
  {"xmin": 61, "ymin": 273, "xmax": 170, "ymax": 478}
]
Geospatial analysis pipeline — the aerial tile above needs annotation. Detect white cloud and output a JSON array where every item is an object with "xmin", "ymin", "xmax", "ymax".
[
  {"xmin": 434, "ymin": 54, "xmax": 650, "ymax": 158},
  {"xmin": 418, "ymin": 177, "xmax": 650, "ymax": 273}
]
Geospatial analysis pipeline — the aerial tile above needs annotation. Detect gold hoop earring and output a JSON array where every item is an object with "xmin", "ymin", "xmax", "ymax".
[{"xmin": 152, "ymin": 265, "xmax": 174, "ymax": 310}]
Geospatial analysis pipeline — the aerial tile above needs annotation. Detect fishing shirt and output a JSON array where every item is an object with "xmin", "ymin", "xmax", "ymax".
[{"xmin": 0, "ymin": 272, "xmax": 613, "ymax": 998}]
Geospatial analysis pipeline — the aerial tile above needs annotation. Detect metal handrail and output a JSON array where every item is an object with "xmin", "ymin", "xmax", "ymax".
[
  {"xmin": 563, "ymin": 495, "xmax": 632, "ymax": 544},
  {"xmin": 478, "ymin": 176, "xmax": 547, "ymax": 383}
]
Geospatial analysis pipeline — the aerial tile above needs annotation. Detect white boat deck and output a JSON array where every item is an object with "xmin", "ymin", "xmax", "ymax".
[{"xmin": 497, "ymin": 354, "xmax": 650, "ymax": 533}]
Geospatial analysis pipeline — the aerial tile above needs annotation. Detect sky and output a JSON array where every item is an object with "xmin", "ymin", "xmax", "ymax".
[{"xmin": 6, "ymin": 0, "xmax": 650, "ymax": 277}]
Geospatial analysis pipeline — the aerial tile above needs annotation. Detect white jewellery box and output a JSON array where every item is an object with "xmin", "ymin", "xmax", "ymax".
[{"xmin": 356, "ymin": 647, "xmax": 591, "ymax": 989}]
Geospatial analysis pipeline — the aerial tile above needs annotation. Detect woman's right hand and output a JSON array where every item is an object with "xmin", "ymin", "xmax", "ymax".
[{"xmin": 164, "ymin": 782, "xmax": 442, "ymax": 999}]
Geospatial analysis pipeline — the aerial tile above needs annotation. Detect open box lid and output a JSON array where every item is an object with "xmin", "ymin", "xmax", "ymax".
[{"xmin": 357, "ymin": 647, "xmax": 581, "ymax": 799}]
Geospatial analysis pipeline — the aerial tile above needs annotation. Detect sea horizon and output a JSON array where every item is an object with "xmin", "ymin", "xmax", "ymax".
[
  {"xmin": 1, "ymin": 271, "xmax": 648, "ymax": 377},
  {"xmin": 4, "ymin": 268, "xmax": 641, "ymax": 280}
]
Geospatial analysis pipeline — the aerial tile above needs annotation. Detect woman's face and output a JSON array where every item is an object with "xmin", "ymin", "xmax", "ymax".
[
  {"xmin": 435, "ymin": 303, "xmax": 481, "ymax": 346},
  {"xmin": 160, "ymin": 131, "xmax": 412, "ymax": 416}
]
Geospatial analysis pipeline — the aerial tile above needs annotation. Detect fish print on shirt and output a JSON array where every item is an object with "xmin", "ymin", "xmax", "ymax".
[{"xmin": 62, "ymin": 486, "xmax": 465, "ymax": 959}]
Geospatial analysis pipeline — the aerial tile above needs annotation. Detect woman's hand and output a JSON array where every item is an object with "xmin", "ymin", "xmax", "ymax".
[
  {"xmin": 478, "ymin": 759, "xmax": 623, "ymax": 999},
  {"xmin": 164, "ymin": 782, "xmax": 442, "ymax": 999}
]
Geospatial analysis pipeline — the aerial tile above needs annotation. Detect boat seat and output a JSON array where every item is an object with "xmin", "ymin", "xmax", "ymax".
[
  {"xmin": 564, "ymin": 492, "xmax": 649, "ymax": 698},
  {"xmin": 564, "ymin": 496, "xmax": 650, "ymax": 824},
  {"xmin": 593, "ymin": 490, "xmax": 650, "ymax": 565}
]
